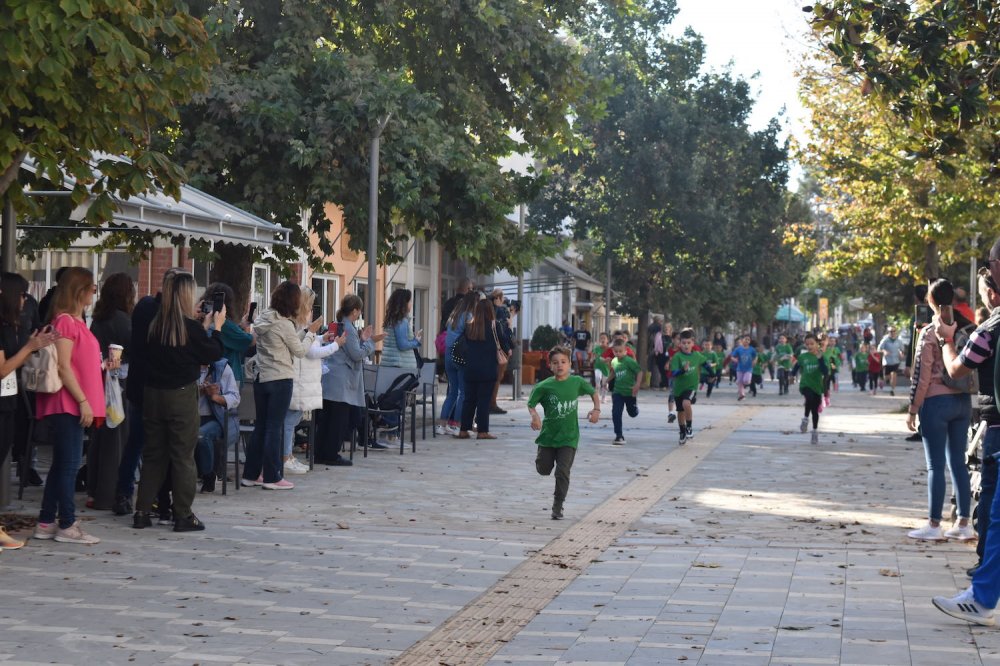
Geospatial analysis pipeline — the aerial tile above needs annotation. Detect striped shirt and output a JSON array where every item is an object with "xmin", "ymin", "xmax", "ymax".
[{"xmin": 959, "ymin": 311, "xmax": 1000, "ymax": 422}]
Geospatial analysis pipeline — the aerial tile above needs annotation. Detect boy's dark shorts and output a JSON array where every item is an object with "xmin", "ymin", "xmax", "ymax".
[
  {"xmin": 884, "ymin": 364, "xmax": 900, "ymax": 375},
  {"xmin": 675, "ymin": 389, "xmax": 695, "ymax": 406}
]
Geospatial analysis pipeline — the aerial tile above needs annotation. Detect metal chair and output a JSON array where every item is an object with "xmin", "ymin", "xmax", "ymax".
[{"xmin": 233, "ymin": 384, "xmax": 256, "ymax": 490}]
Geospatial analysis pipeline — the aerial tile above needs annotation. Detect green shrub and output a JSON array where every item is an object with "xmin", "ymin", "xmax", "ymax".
[{"xmin": 531, "ymin": 324, "xmax": 560, "ymax": 351}]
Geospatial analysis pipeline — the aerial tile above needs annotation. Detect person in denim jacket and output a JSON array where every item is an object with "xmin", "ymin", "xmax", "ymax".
[{"xmin": 195, "ymin": 359, "xmax": 240, "ymax": 493}]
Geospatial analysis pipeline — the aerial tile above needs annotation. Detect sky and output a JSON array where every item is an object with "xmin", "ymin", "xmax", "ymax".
[{"xmin": 668, "ymin": 0, "xmax": 813, "ymax": 142}]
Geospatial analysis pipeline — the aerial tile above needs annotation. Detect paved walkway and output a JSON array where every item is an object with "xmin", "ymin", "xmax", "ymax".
[{"xmin": 0, "ymin": 377, "xmax": 987, "ymax": 665}]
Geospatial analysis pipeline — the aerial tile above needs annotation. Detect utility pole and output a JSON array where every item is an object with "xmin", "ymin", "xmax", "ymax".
[{"xmin": 514, "ymin": 204, "xmax": 525, "ymax": 400}]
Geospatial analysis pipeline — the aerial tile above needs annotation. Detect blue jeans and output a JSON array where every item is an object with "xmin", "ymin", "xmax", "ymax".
[
  {"xmin": 611, "ymin": 393, "xmax": 638, "ymax": 439},
  {"xmin": 196, "ymin": 419, "xmax": 223, "ymax": 477},
  {"xmin": 115, "ymin": 401, "xmax": 145, "ymax": 498},
  {"xmin": 244, "ymin": 379, "xmax": 293, "ymax": 484},
  {"xmin": 978, "ymin": 427, "xmax": 1000, "ymax": 563},
  {"xmin": 283, "ymin": 409, "xmax": 302, "ymax": 457},
  {"xmin": 918, "ymin": 394, "xmax": 971, "ymax": 522},
  {"xmin": 38, "ymin": 413, "xmax": 84, "ymax": 529},
  {"xmin": 440, "ymin": 356, "xmax": 465, "ymax": 423}
]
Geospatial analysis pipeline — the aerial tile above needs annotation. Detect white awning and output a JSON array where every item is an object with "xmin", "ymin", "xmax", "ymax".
[
  {"xmin": 542, "ymin": 255, "xmax": 605, "ymax": 293},
  {"xmin": 19, "ymin": 154, "xmax": 289, "ymax": 250}
]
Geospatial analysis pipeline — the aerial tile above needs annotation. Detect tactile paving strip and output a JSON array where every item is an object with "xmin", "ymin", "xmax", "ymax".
[{"xmin": 394, "ymin": 407, "xmax": 759, "ymax": 665}]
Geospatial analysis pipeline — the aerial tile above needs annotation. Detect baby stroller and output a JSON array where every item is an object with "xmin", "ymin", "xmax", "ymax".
[{"xmin": 951, "ymin": 415, "xmax": 986, "ymax": 528}]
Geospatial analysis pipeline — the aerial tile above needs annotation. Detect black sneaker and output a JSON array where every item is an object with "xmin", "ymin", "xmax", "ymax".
[
  {"xmin": 905, "ymin": 432, "xmax": 922, "ymax": 442},
  {"xmin": 132, "ymin": 511, "xmax": 152, "ymax": 529},
  {"xmin": 173, "ymin": 514, "xmax": 206, "ymax": 532},
  {"xmin": 368, "ymin": 441, "xmax": 389, "ymax": 450},
  {"xmin": 686, "ymin": 426, "xmax": 694, "ymax": 438},
  {"xmin": 112, "ymin": 495, "xmax": 132, "ymax": 516},
  {"xmin": 200, "ymin": 474, "xmax": 216, "ymax": 494},
  {"xmin": 551, "ymin": 505, "xmax": 564, "ymax": 520},
  {"xmin": 27, "ymin": 468, "xmax": 43, "ymax": 486},
  {"xmin": 668, "ymin": 413, "xmax": 677, "ymax": 423},
  {"xmin": 490, "ymin": 406, "xmax": 507, "ymax": 415},
  {"xmin": 679, "ymin": 430, "xmax": 687, "ymax": 446},
  {"xmin": 317, "ymin": 457, "xmax": 353, "ymax": 467},
  {"xmin": 157, "ymin": 510, "xmax": 173, "ymax": 526}
]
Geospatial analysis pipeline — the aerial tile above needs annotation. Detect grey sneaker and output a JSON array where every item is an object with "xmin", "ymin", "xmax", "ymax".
[
  {"xmin": 32, "ymin": 522, "xmax": 57, "ymax": 540},
  {"xmin": 551, "ymin": 505, "xmax": 564, "ymax": 520},
  {"xmin": 54, "ymin": 522, "xmax": 100, "ymax": 545},
  {"xmin": 810, "ymin": 430, "xmax": 819, "ymax": 445},
  {"xmin": 800, "ymin": 417, "xmax": 809, "ymax": 433},
  {"xmin": 933, "ymin": 587, "xmax": 995, "ymax": 626}
]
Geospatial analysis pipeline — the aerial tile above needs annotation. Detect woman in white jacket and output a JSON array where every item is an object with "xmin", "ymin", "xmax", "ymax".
[{"xmin": 283, "ymin": 287, "xmax": 345, "ymax": 475}]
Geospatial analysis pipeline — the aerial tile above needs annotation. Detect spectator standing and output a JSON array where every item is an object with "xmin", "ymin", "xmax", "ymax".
[
  {"xmin": 32, "ymin": 267, "xmax": 108, "ymax": 545},
  {"xmin": 489, "ymin": 289, "xmax": 512, "ymax": 414},
  {"xmin": 284, "ymin": 287, "xmax": 344, "ymax": 476},
  {"xmin": 316, "ymin": 295, "xmax": 384, "ymax": 465},
  {"xmin": 437, "ymin": 292, "xmax": 477, "ymax": 435},
  {"xmin": 133, "ymin": 272, "xmax": 223, "ymax": 532},
  {"xmin": 0, "ymin": 274, "xmax": 58, "ymax": 549},
  {"xmin": 87, "ymin": 273, "xmax": 135, "ymax": 510},
  {"xmin": 458, "ymin": 298, "xmax": 511, "ymax": 439},
  {"xmin": 241, "ymin": 282, "xmax": 321, "ymax": 491},
  {"xmin": 381, "ymin": 288, "xmax": 422, "ymax": 369},
  {"xmin": 572, "ymin": 324, "xmax": 591, "ymax": 376},
  {"xmin": 439, "ymin": 278, "xmax": 472, "ymax": 334}
]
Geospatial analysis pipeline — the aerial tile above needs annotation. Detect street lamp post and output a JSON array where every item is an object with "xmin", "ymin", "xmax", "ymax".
[{"xmin": 366, "ymin": 115, "xmax": 392, "ymax": 328}]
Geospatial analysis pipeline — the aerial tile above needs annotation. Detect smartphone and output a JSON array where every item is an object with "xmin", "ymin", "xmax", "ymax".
[
  {"xmin": 200, "ymin": 300, "xmax": 211, "ymax": 315},
  {"xmin": 328, "ymin": 322, "xmax": 340, "ymax": 337},
  {"xmin": 247, "ymin": 301, "xmax": 257, "ymax": 323},
  {"xmin": 940, "ymin": 304, "xmax": 954, "ymax": 326},
  {"xmin": 914, "ymin": 304, "xmax": 932, "ymax": 327},
  {"xmin": 212, "ymin": 291, "xmax": 225, "ymax": 313}
]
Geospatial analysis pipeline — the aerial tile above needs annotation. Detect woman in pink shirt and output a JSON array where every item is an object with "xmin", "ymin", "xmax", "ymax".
[
  {"xmin": 32, "ymin": 267, "xmax": 113, "ymax": 545},
  {"xmin": 906, "ymin": 278, "xmax": 974, "ymax": 543}
]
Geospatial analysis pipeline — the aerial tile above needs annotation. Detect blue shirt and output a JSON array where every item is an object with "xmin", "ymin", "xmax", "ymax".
[{"xmin": 731, "ymin": 346, "xmax": 757, "ymax": 373}]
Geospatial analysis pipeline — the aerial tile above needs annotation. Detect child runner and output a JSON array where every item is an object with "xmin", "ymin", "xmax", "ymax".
[
  {"xmin": 592, "ymin": 332, "xmax": 610, "ymax": 403},
  {"xmin": 819, "ymin": 333, "xmax": 840, "ymax": 407},
  {"xmin": 666, "ymin": 332, "xmax": 679, "ymax": 422},
  {"xmin": 700, "ymin": 338, "xmax": 718, "ymax": 398},
  {"xmin": 528, "ymin": 347, "xmax": 601, "ymax": 520},
  {"xmin": 670, "ymin": 329, "xmax": 714, "ymax": 444},
  {"xmin": 853, "ymin": 343, "xmax": 870, "ymax": 390},
  {"xmin": 713, "ymin": 341, "xmax": 726, "ymax": 392},
  {"xmin": 608, "ymin": 339, "xmax": 642, "ymax": 445},
  {"xmin": 867, "ymin": 343, "xmax": 883, "ymax": 395},
  {"xmin": 775, "ymin": 334, "xmax": 794, "ymax": 395},
  {"xmin": 794, "ymin": 333, "xmax": 828, "ymax": 445},
  {"xmin": 730, "ymin": 335, "xmax": 757, "ymax": 401},
  {"xmin": 751, "ymin": 341, "xmax": 766, "ymax": 396}
]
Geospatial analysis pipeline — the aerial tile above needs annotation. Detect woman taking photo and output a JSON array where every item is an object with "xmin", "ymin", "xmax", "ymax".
[
  {"xmin": 381, "ymin": 288, "xmax": 422, "ymax": 369},
  {"xmin": 203, "ymin": 282, "xmax": 255, "ymax": 384},
  {"xmin": 0, "ymin": 273, "xmax": 57, "ymax": 549},
  {"xmin": 457, "ymin": 297, "xmax": 511, "ymax": 440},
  {"xmin": 32, "ymin": 267, "xmax": 108, "ymax": 545},
  {"xmin": 906, "ymin": 278, "xmax": 974, "ymax": 542},
  {"xmin": 316, "ymin": 294, "xmax": 384, "ymax": 465},
  {"xmin": 242, "ymin": 281, "xmax": 321, "ymax": 490},
  {"xmin": 284, "ymin": 287, "xmax": 345, "ymax": 475},
  {"xmin": 437, "ymin": 292, "xmax": 477, "ymax": 435},
  {"xmin": 133, "ymin": 271, "xmax": 224, "ymax": 532}
]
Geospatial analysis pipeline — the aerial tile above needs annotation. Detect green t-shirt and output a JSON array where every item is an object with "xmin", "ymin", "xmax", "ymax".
[
  {"xmin": 823, "ymin": 348, "xmax": 840, "ymax": 372},
  {"xmin": 527, "ymin": 375, "xmax": 596, "ymax": 449},
  {"xmin": 592, "ymin": 345, "xmax": 609, "ymax": 374},
  {"xmin": 853, "ymin": 352, "xmax": 869, "ymax": 372},
  {"xmin": 611, "ymin": 355, "xmax": 641, "ymax": 396},
  {"xmin": 774, "ymin": 343, "xmax": 794, "ymax": 370},
  {"xmin": 798, "ymin": 351, "xmax": 826, "ymax": 395},
  {"xmin": 700, "ymin": 350, "xmax": 718, "ymax": 376},
  {"xmin": 670, "ymin": 351, "xmax": 706, "ymax": 394},
  {"xmin": 754, "ymin": 350, "xmax": 771, "ymax": 374}
]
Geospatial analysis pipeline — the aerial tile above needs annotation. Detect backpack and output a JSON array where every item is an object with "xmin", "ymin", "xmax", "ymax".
[
  {"xmin": 22, "ymin": 346, "xmax": 62, "ymax": 393},
  {"xmin": 942, "ymin": 324, "xmax": 978, "ymax": 394},
  {"xmin": 376, "ymin": 372, "xmax": 420, "ymax": 413}
]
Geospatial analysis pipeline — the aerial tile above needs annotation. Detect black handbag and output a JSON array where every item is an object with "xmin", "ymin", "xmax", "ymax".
[{"xmin": 450, "ymin": 333, "xmax": 468, "ymax": 366}]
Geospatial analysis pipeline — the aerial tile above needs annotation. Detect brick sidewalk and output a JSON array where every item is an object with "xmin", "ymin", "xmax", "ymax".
[{"xmin": 1, "ymin": 379, "xmax": 981, "ymax": 665}]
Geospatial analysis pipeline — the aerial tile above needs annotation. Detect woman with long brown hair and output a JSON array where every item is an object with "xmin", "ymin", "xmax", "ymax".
[
  {"xmin": 32, "ymin": 267, "xmax": 109, "ymax": 545},
  {"xmin": 457, "ymin": 297, "xmax": 511, "ymax": 440}
]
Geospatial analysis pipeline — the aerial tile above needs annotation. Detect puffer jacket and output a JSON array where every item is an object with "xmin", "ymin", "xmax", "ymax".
[
  {"xmin": 252, "ymin": 308, "xmax": 315, "ymax": 383},
  {"xmin": 288, "ymin": 333, "xmax": 340, "ymax": 411}
]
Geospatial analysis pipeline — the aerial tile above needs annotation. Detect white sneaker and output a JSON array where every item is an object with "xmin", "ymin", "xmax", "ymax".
[
  {"xmin": 933, "ymin": 586, "xmax": 995, "ymax": 626},
  {"xmin": 54, "ymin": 521, "xmax": 100, "ymax": 545},
  {"xmin": 945, "ymin": 523, "xmax": 978, "ymax": 541},
  {"xmin": 284, "ymin": 458, "xmax": 308, "ymax": 475},
  {"xmin": 810, "ymin": 430, "xmax": 819, "ymax": 445},
  {"xmin": 435, "ymin": 425, "xmax": 449, "ymax": 436},
  {"xmin": 908, "ymin": 522, "xmax": 946, "ymax": 541},
  {"xmin": 800, "ymin": 417, "xmax": 809, "ymax": 433}
]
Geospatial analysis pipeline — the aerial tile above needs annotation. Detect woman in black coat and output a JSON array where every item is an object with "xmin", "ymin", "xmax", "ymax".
[{"xmin": 457, "ymin": 297, "xmax": 510, "ymax": 440}]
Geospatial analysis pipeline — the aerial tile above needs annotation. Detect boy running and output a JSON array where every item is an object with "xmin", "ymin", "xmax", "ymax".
[
  {"xmin": 592, "ymin": 332, "xmax": 611, "ymax": 403},
  {"xmin": 529, "ymin": 347, "xmax": 601, "ymax": 520},
  {"xmin": 608, "ymin": 340, "xmax": 642, "ymax": 445},
  {"xmin": 730, "ymin": 335, "xmax": 757, "ymax": 401},
  {"xmin": 670, "ymin": 329, "xmax": 714, "ymax": 444},
  {"xmin": 700, "ymin": 338, "xmax": 718, "ymax": 398},
  {"xmin": 867, "ymin": 344, "xmax": 883, "ymax": 395},
  {"xmin": 853, "ymin": 344, "xmax": 870, "ymax": 390},
  {"xmin": 794, "ymin": 333, "xmax": 829, "ymax": 445},
  {"xmin": 775, "ymin": 334, "xmax": 794, "ymax": 395}
]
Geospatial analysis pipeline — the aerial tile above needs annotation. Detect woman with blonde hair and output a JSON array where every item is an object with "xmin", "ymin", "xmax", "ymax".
[
  {"xmin": 33, "ymin": 267, "xmax": 109, "ymax": 545},
  {"xmin": 283, "ymin": 286, "xmax": 345, "ymax": 475},
  {"xmin": 242, "ymin": 281, "xmax": 322, "ymax": 489},
  {"xmin": 132, "ymin": 271, "xmax": 224, "ymax": 532}
]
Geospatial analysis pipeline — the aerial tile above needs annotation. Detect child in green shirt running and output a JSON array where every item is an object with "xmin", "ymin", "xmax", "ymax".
[
  {"xmin": 774, "ymin": 334, "xmax": 795, "ymax": 395},
  {"xmin": 670, "ymin": 329, "xmax": 714, "ymax": 444},
  {"xmin": 528, "ymin": 347, "xmax": 601, "ymax": 520},
  {"xmin": 591, "ymin": 332, "xmax": 610, "ymax": 404},
  {"xmin": 853, "ymin": 343, "xmax": 870, "ymax": 390},
  {"xmin": 608, "ymin": 340, "xmax": 642, "ymax": 445},
  {"xmin": 793, "ymin": 333, "xmax": 829, "ymax": 445},
  {"xmin": 699, "ymin": 338, "xmax": 718, "ymax": 398}
]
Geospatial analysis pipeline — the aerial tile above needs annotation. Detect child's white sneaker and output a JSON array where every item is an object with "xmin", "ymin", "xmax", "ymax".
[
  {"xmin": 800, "ymin": 417, "xmax": 808, "ymax": 433},
  {"xmin": 810, "ymin": 430, "xmax": 819, "ymax": 445},
  {"xmin": 908, "ymin": 522, "xmax": 946, "ymax": 541}
]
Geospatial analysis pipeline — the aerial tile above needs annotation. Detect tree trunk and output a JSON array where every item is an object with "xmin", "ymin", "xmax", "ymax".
[
  {"xmin": 210, "ymin": 243, "xmax": 253, "ymax": 318},
  {"xmin": 924, "ymin": 238, "xmax": 939, "ymax": 282},
  {"xmin": 637, "ymin": 311, "xmax": 649, "ymax": 382}
]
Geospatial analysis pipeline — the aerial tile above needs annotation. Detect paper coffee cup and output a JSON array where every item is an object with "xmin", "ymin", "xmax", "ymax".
[{"xmin": 108, "ymin": 344, "xmax": 123, "ymax": 362}]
